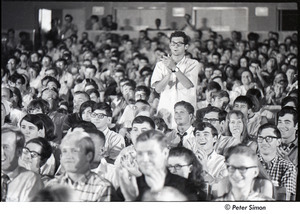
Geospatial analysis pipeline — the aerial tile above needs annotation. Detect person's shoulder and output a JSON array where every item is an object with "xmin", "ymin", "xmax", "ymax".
[
  {"xmin": 89, "ymin": 171, "xmax": 112, "ymax": 187},
  {"xmin": 277, "ymin": 156, "xmax": 296, "ymax": 169}
]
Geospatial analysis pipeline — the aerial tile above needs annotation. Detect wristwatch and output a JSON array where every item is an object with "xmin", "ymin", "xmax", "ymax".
[{"xmin": 172, "ymin": 67, "xmax": 180, "ymax": 73}]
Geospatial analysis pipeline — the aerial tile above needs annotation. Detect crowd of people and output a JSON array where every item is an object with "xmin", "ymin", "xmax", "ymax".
[{"xmin": 1, "ymin": 13, "xmax": 298, "ymax": 202}]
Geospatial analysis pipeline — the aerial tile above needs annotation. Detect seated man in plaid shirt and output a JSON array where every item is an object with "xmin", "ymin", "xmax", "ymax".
[
  {"xmin": 46, "ymin": 128, "xmax": 114, "ymax": 201},
  {"xmin": 256, "ymin": 123, "xmax": 297, "ymax": 200}
]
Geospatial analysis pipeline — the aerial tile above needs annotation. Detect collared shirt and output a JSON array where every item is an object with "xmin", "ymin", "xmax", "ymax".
[
  {"xmin": 102, "ymin": 127, "xmax": 126, "ymax": 162},
  {"xmin": 47, "ymin": 171, "xmax": 113, "ymax": 202},
  {"xmin": 166, "ymin": 126, "xmax": 194, "ymax": 148},
  {"xmin": 257, "ymin": 153, "xmax": 297, "ymax": 195},
  {"xmin": 151, "ymin": 56, "xmax": 199, "ymax": 128},
  {"xmin": 3, "ymin": 166, "xmax": 43, "ymax": 202},
  {"xmin": 185, "ymin": 139, "xmax": 228, "ymax": 183},
  {"xmin": 282, "ymin": 137, "xmax": 298, "ymax": 168},
  {"xmin": 91, "ymin": 158, "xmax": 119, "ymax": 189}
]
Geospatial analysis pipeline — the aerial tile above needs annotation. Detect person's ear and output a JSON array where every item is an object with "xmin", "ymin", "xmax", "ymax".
[
  {"xmin": 295, "ymin": 123, "xmax": 298, "ymax": 131},
  {"xmin": 86, "ymin": 151, "xmax": 94, "ymax": 163},
  {"xmin": 16, "ymin": 147, "xmax": 23, "ymax": 158},
  {"xmin": 253, "ymin": 168, "xmax": 259, "ymax": 177},
  {"xmin": 213, "ymin": 135, "xmax": 218, "ymax": 143},
  {"xmin": 189, "ymin": 164, "xmax": 193, "ymax": 173},
  {"xmin": 276, "ymin": 138, "xmax": 282, "ymax": 147},
  {"xmin": 38, "ymin": 128, "xmax": 45, "ymax": 138},
  {"xmin": 184, "ymin": 44, "xmax": 189, "ymax": 51},
  {"xmin": 107, "ymin": 117, "xmax": 112, "ymax": 123},
  {"xmin": 163, "ymin": 147, "xmax": 169, "ymax": 159}
]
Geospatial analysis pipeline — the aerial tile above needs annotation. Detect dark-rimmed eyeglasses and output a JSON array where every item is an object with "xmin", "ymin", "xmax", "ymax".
[
  {"xmin": 203, "ymin": 118, "xmax": 219, "ymax": 123},
  {"xmin": 22, "ymin": 147, "xmax": 41, "ymax": 159},
  {"xmin": 257, "ymin": 136, "xmax": 278, "ymax": 144},
  {"xmin": 167, "ymin": 164, "xmax": 191, "ymax": 171},
  {"xmin": 170, "ymin": 41, "xmax": 185, "ymax": 47},
  {"xmin": 90, "ymin": 112, "xmax": 107, "ymax": 119},
  {"xmin": 226, "ymin": 164, "xmax": 257, "ymax": 174}
]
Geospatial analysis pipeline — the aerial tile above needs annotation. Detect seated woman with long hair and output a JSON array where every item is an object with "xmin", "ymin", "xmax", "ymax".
[
  {"xmin": 167, "ymin": 147, "xmax": 207, "ymax": 201},
  {"xmin": 215, "ymin": 110, "xmax": 256, "ymax": 155},
  {"xmin": 214, "ymin": 145, "xmax": 274, "ymax": 201}
]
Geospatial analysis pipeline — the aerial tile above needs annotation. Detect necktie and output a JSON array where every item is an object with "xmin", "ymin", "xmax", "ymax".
[
  {"xmin": 177, "ymin": 132, "xmax": 187, "ymax": 147},
  {"xmin": 1, "ymin": 174, "xmax": 10, "ymax": 202}
]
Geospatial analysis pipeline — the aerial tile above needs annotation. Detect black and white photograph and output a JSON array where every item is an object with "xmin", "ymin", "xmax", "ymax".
[{"xmin": 1, "ymin": 0, "xmax": 299, "ymax": 212}]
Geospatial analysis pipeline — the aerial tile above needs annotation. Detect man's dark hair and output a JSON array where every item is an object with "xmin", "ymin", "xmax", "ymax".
[
  {"xmin": 281, "ymin": 96, "xmax": 298, "ymax": 108},
  {"xmin": 206, "ymin": 81, "xmax": 221, "ymax": 92},
  {"xmin": 42, "ymin": 76, "xmax": 61, "ymax": 89},
  {"xmin": 277, "ymin": 106, "xmax": 298, "ymax": 125},
  {"xmin": 170, "ymin": 31, "xmax": 189, "ymax": 45},
  {"xmin": 203, "ymin": 106, "xmax": 227, "ymax": 122},
  {"xmin": 86, "ymin": 88, "xmax": 100, "ymax": 98},
  {"xmin": 74, "ymin": 91, "xmax": 90, "ymax": 101},
  {"xmin": 27, "ymin": 98, "xmax": 50, "ymax": 114},
  {"xmin": 257, "ymin": 123, "xmax": 281, "ymax": 138},
  {"xmin": 26, "ymin": 137, "xmax": 52, "ymax": 166},
  {"xmin": 193, "ymin": 121, "xmax": 218, "ymax": 137},
  {"xmin": 234, "ymin": 96, "xmax": 254, "ymax": 110},
  {"xmin": 135, "ymin": 85, "xmax": 151, "ymax": 98},
  {"xmin": 174, "ymin": 100, "xmax": 194, "ymax": 115},
  {"xmin": 132, "ymin": 116, "xmax": 155, "ymax": 129},
  {"xmin": 92, "ymin": 102, "xmax": 112, "ymax": 117},
  {"xmin": 72, "ymin": 121, "xmax": 98, "ymax": 131}
]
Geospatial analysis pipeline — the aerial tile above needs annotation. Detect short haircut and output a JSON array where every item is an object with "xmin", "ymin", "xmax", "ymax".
[
  {"xmin": 42, "ymin": 76, "xmax": 61, "ymax": 89},
  {"xmin": 277, "ymin": 106, "xmax": 298, "ymax": 125},
  {"xmin": 281, "ymin": 96, "xmax": 298, "ymax": 108},
  {"xmin": 86, "ymin": 88, "xmax": 100, "ymax": 98},
  {"xmin": 20, "ymin": 114, "xmax": 45, "ymax": 131},
  {"xmin": 257, "ymin": 123, "xmax": 281, "ymax": 138},
  {"xmin": 9, "ymin": 73, "xmax": 25, "ymax": 84},
  {"xmin": 84, "ymin": 128, "xmax": 106, "ymax": 143},
  {"xmin": 193, "ymin": 121, "xmax": 218, "ymax": 137},
  {"xmin": 72, "ymin": 121, "xmax": 97, "ymax": 131},
  {"xmin": 45, "ymin": 67, "xmax": 59, "ymax": 76},
  {"xmin": 206, "ymin": 81, "xmax": 221, "ymax": 92},
  {"xmin": 170, "ymin": 31, "xmax": 189, "ymax": 45},
  {"xmin": 2, "ymin": 126, "xmax": 25, "ymax": 149},
  {"xmin": 211, "ymin": 90, "xmax": 229, "ymax": 100},
  {"xmin": 135, "ymin": 85, "xmax": 151, "ymax": 98},
  {"xmin": 27, "ymin": 99, "xmax": 50, "ymax": 114},
  {"xmin": 234, "ymin": 96, "xmax": 254, "ymax": 109},
  {"xmin": 174, "ymin": 101, "xmax": 194, "ymax": 115},
  {"xmin": 92, "ymin": 102, "xmax": 112, "ymax": 117},
  {"xmin": 249, "ymin": 59, "xmax": 261, "ymax": 67},
  {"xmin": 224, "ymin": 145, "xmax": 258, "ymax": 165},
  {"xmin": 132, "ymin": 116, "xmax": 155, "ymax": 129},
  {"xmin": 74, "ymin": 91, "xmax": 90, "ymax": 101},
  {"xmin": 202, "ymin": 106, "xmax": 227, "ymax": 122},
  {"xmin": 61, "ymin": 129, "xmax": 95, "ymax": 162},
  {"xmin": 26, "ymin": 137, "xmax": 52, "ymax": 165},
  {"xmin": 136, "ymin": 130, "xmax": 168, "ymax": 150}
]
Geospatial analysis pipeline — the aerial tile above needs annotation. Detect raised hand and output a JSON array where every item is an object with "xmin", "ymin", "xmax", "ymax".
[{"xmin": 117, "ymin": 167, "xmax": 139, "ymax": 201}]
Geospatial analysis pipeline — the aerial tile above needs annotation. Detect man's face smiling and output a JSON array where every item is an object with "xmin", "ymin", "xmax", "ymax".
[
  {"xmin": 277, "ymin": 113, "xmax": 297, "ymax": 140},
  {"xmin": 169, "ymin": 37, "xmax": 187, "ymax": 57}
]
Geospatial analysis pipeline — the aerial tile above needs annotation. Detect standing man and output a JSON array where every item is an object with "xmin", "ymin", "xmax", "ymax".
[
  {"xmin": 151, "ymin": 31, "xmax": 199, "ymax": 128},
  {"xmin": 1, "ymin": 127, "xmax": 43, "ymax": 202}
]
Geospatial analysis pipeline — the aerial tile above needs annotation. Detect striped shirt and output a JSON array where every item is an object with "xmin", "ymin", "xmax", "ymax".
[
  {"xmin": 47, "ymin": 171, "xmax": 113, "ymax": 201},
  {"xmin": 102, "ymin": 127, "xmax": 125, "ymax": 161},
  {"xmin": 257, "ymin": 153, "xmax": 297, "ymax": 195}
]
